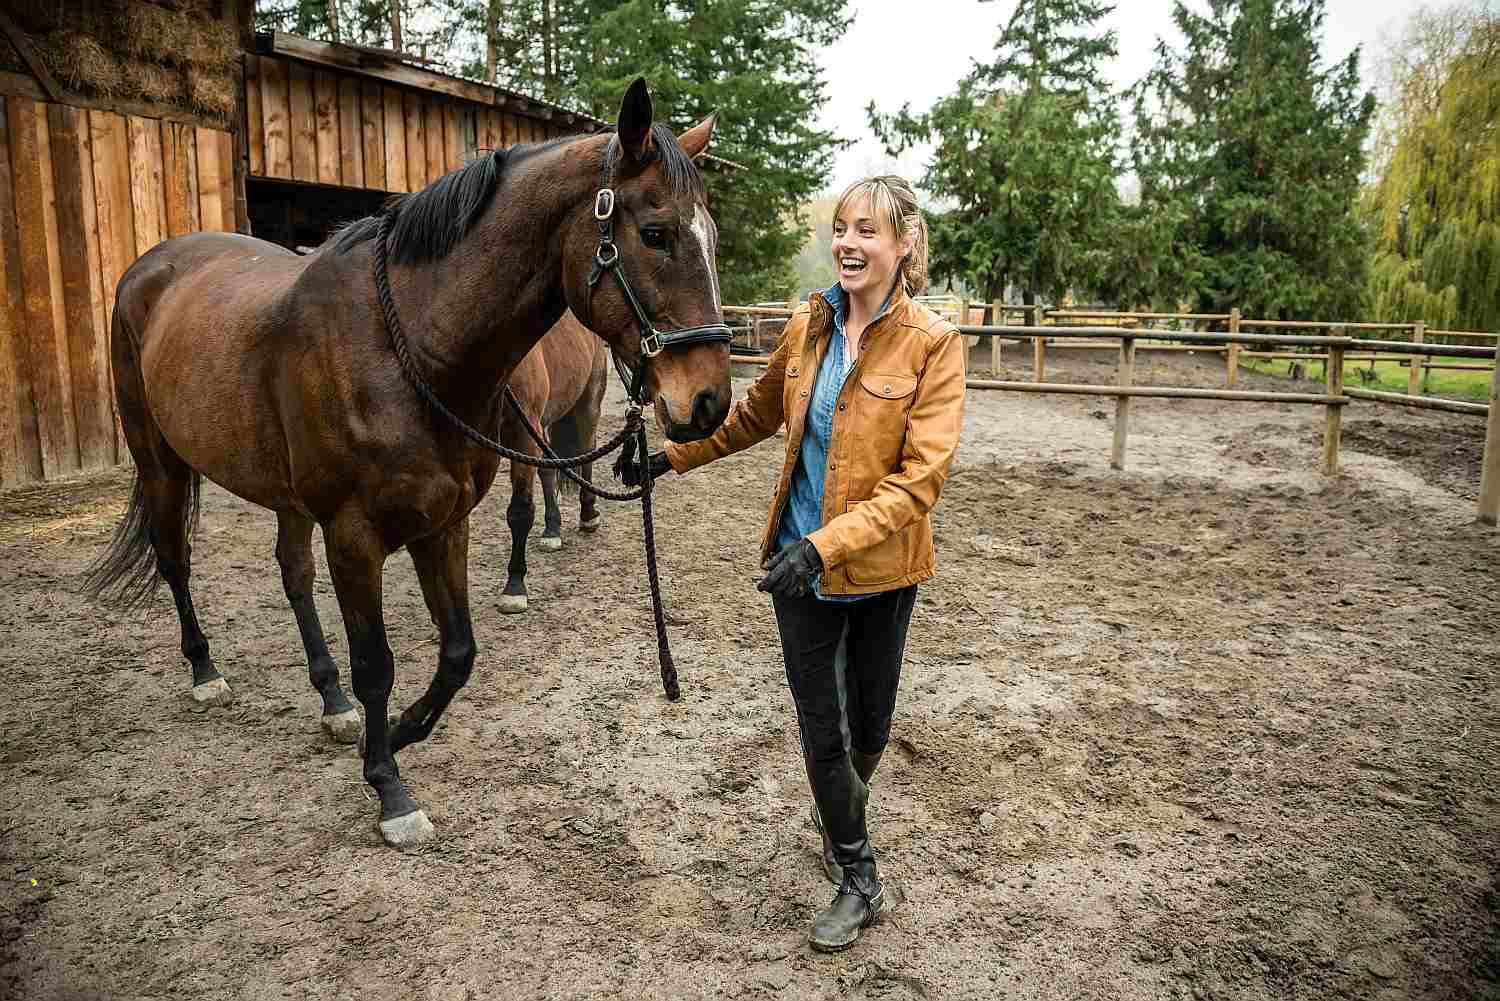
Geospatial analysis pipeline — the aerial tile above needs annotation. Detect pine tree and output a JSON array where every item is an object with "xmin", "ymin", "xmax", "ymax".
[
  {"xmin": 868, "ymin": 0, "xmax": 1122, "ymax": 304},
  {"xmin": 571, "ymin": 0, "xmax": 851, "ymax": 303},
  {"xmin": 1130, "ymin": 0, "xmax": 1375, "ymax": 319},
  {"xmin": 1366, "ymin": 4, "xmax": 1499, "ymax": 331}
]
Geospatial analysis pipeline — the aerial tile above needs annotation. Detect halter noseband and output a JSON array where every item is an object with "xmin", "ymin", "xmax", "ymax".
[{"xmin": 583, "ymin": 136, "xmax": 732, "ymax": 404}]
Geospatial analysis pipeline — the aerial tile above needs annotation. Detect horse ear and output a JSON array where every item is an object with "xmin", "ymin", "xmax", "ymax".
[
  {"xmin": 678, "ymin": 112, "xmax": 717, "ymax": 161},
  {"xmin": 617, "ymin": 77, "xmax": 654, "ymax": 165}
]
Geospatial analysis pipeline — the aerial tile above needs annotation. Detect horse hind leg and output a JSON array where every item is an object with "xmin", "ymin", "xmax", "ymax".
[
  {"xmin": 498, "ymin": 447, "xmax": 536, "ymax": 615},
  {"xmin": 538, "ymin": 464, "xmax": 564, "ymax": 551},
  {"xmin": 275, "ymin": 511, "xmax": 360, "ymax": 742},
  {"xmin": 86, "ymin": 307, "xmax": 229, "ymax": 707}
]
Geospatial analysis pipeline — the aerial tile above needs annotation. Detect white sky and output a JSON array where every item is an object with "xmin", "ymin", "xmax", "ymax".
[{"xmin": 817, "ymin": 0, "xmax": 1413, "ymax": 192}]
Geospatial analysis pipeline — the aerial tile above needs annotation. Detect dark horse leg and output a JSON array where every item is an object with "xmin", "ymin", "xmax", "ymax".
[
  {"xmin": 323, "ymin": 511, "xmax": 431, "ymax": 846},
  {"xmin": 275, "ymin": 511, "xmax": 360, "ymax": 742},
  {"xmin": 389, "ymin": 520, "xmax": 476, "ymax": 756},
  {"xmin": 538, "ymin": 464, "xmax": 564, "ymax": 551},
  {"xmin": 498, "ymin": 419, "xmax": 538, "ymax": 615}
]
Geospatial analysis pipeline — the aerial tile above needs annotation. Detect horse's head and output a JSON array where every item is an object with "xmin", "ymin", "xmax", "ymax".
[{"xmin": 564, "ymin": 79, "xmax": 732, "ymax": 444}]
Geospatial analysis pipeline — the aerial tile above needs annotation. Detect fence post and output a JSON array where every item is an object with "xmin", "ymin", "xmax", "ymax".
[
  {"xmin": 1032, "ymin": 305, "xmax": 1046, "ymax": 383},
  {"xmin": 1478, "ymin": 351, "xmax": 1500, "ymax": 525},
  {"xmin": 1407, "ymin": 320, "xmax": 1425, "ymax": 397},
  {"xmin": 990, "ymin": 297, "xmax": 1003, "ymax": 376},
  {"xmin": 1112, "ymin": 335, "xmax": 1136, "ymax": 470},
  {"xmin": 1323, "ymin": 330, "xmax": 1344, "ymax": 475},
  {"xmin": 959, "ymin": 296, "xmax": 970, "ymax": 373},
  {"xmin": 1226, "ymin": 307, "xmax": 1241, "ymax": 388}
]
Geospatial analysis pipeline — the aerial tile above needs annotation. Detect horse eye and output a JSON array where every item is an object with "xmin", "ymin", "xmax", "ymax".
[{"xmin": 641, "ymin": 227, "xmax": 668, "ymax": 250}]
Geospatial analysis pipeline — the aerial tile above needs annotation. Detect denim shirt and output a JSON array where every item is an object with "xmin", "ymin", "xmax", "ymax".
[{"xmin": 775, "ymin": 282, "xmax": 897, "ymax": 601}]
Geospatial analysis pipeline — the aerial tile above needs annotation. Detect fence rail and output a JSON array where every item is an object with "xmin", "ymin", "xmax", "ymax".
[{"xmin": 726, "ymin": 307, "xmax": 1500, "ymax": 525}]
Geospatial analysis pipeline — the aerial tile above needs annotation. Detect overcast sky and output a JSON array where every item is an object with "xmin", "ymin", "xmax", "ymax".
[{"xmin": 816, "ymin": 0, "xmax": 1414, "ymax": 192}]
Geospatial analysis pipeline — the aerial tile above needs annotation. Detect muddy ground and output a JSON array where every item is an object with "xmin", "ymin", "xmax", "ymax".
[{"xmin": 2, "ymin": 347, "xmax": 1497, "ymax": 1000}]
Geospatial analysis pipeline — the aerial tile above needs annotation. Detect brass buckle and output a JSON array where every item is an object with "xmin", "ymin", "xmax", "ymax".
[
  {"xmin": 594, "ymin": 188, "xmax": 615, "ymax": 221},
  {"xmin": 640, "ymin": 328, "xmax": 664, "ymax": 358}
]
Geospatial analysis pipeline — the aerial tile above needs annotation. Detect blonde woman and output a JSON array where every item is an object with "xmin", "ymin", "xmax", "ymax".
[{"xmin": 622, "ymin": 175, "xmax": 966, "ymax": 951}]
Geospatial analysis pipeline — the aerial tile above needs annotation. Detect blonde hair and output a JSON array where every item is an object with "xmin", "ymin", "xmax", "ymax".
[{"xmin": 831, "ymin": 175, "xmax": 930, "ymax": 297}]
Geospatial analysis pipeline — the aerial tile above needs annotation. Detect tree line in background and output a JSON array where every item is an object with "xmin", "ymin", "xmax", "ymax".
[{"xmin": 255, "ymin": 0, "xmax": 1495, "ymax": 328}]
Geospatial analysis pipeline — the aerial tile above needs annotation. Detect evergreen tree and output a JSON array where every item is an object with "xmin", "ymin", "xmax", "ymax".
[
  {"xmin": 571, "ymin": 0, "xmax": 850, "ymax": 303},
  {"xmin": 1130, "ymin": 0, "xmax": 1375, "ymax": 319},
  {"xmin": 868, "ymin": 0, "xmax": 1122, "ymax": 304},
  {"xmin": 1365, "ymin": 4, "xmax": 1499, "ymax": 331}
]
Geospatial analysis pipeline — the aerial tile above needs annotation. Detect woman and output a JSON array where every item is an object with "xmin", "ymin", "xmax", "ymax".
[{"xmin": 625, "ymin": 175, "xmax": 966, "ymax": 951}]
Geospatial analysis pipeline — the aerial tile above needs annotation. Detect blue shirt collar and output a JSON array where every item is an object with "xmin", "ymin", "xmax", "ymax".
[{"xmin": 821, "ymin": 279, "xmax": 899, "ymax": 335}]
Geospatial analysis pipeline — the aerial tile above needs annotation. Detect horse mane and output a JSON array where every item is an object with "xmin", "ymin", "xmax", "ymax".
[{"xmin": 330, "ymin": 123, "xmax": 704, "ymax": 264}]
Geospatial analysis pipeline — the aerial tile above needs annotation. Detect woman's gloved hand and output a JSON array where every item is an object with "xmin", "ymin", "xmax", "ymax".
[
  {"xmin": 757, "ymin": 539, "xmax": 824, "ymax": 598},
  {"xmin": 615, "ymin": 449, "xmax": 672, "ymax": 486}
]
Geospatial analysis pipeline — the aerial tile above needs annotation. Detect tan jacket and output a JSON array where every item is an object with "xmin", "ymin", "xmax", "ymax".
[{"xmin": 665, "ymin": 285, "xmax": 966, "ymax": 595}]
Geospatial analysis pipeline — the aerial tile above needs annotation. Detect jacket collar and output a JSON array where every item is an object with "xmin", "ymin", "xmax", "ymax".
[{"xmin": 809, "ymin": 278, "xmax": 910, "ymax": 340}]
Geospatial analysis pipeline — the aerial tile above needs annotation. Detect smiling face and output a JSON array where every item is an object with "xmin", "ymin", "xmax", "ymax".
[{"xmin": 831, "ymin": 193, "xmax": 913, "ymax": 302}]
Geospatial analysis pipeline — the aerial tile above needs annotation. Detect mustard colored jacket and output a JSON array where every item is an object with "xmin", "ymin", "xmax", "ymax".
[{"xmin": 665, "ymin": 285, "xmax": 966, "ymax": 595}]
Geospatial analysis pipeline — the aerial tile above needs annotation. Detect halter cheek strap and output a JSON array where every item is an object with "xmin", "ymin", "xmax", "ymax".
[{"xmin": 583, "ymin": 136, "xmax": 732, "ymax": 404}]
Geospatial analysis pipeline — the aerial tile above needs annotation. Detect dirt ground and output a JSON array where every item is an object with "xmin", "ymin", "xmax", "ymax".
[{"xmin": 2, "ymin": 348, "xmax": 1497, "ymax": 1000}]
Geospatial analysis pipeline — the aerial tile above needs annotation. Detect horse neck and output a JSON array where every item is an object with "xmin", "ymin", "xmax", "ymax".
[{"xmin": 392, "ymin": 141, "xmax": 599, "ymax": 418}]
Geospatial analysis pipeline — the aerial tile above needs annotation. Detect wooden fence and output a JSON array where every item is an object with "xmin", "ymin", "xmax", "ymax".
[
  {"xmin": 0, "ymin": 98, "xmax": 235, "ymax": 488},
  {"xmin": 722, "ymin": 304, "xmax": 1500, "ymax": 526}
]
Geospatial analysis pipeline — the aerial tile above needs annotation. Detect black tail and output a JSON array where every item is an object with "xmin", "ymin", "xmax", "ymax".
[
  {"xmin": 548, "ymin": 412, "xmax": 586, "ymax": 496},
  {"xmin": 81, "ymin": 470, "xmax": 201, "ymax": 608}
]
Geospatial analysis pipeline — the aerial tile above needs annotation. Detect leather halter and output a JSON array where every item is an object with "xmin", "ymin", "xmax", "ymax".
[{"xmin": 583, "ymin": 135, "xmax": 732, "ymax": 404}]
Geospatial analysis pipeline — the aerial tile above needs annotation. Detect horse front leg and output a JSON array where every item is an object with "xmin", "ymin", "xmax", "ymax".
[
  {"xmin": 389, "ymin": 519, "xmax": 476, "ymax": 754},
  {"xmin": 275, "ymin": 511, "xmax": 360, "ymax": 742},
  {"xmin": 538, "ymin": 464, "xmax": 564, "ymax": 551},
  {"xmin": 323, "ymin": 515, "xmax": 432, "ymax": 847}
]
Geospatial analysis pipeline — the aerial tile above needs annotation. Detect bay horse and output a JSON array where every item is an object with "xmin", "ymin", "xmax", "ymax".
[
  {"xmin": 497, "ymin": 309, "xmax": 609, "ymax": 614},
  {"xmin": 84, "ymin": 79, "xmax": 731, "ymax": 847}
]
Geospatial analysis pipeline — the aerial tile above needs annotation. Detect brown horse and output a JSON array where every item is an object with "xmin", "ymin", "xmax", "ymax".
[
  {"xmin": 84, "ymin": 79, "xmax": 731, "ymax": 847},
  {"xmin": 497, "ymin": 309, "xmax": 609, "ymax": 614}
]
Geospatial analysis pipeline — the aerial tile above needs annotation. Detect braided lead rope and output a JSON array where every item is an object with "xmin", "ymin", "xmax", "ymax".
[
  {"xmin": 375, "ymin": 212, "xmax": 631, "ymax": 471},
  {"xmin": 635, "ymin": 423, "xmax": 678, "ymax": 701},
  {"xmin": 501, "ymin": 386, "xmax": 645, "ymax": 502}
]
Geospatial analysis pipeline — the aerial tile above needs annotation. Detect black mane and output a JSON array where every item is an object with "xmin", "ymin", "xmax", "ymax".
[{"xmin": 330, "ymin": 123, "xmax": 705, "ymax": 264}]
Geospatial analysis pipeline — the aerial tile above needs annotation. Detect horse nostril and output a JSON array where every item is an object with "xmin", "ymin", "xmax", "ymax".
[{"xmin": 691, "ymin": 389, "xmax": 727, "ymax": 431}]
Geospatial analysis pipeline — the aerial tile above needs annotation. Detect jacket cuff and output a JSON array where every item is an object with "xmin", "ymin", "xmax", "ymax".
[
  {"xmin": 805, "ymin": 527, "xmax": 841, "ymax": 570},
  {"xmin": 665, "ymin": 441, "xmax": 710, "ymax": 474}
]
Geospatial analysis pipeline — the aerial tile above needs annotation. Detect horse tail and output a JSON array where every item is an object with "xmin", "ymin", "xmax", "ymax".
[
  {"xmin": 82, "ymin": 288, "xmax": 202, "ymax": 609},
  {"xmin": 548, "ymin": 412, "xmax": 585, "ymax": 496}
]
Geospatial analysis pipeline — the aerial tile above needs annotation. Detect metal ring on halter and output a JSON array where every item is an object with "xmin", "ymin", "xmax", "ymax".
[
  {"xmin": 640, "ymin": 328, "xmax": 664, "ymax": 358},
  {"xmin": 595, "ymin": 242, "xmax": 620, "ymax": 269},
  {"xmin": 594, "ymin": 188, "xmax": 615, "ymax": 220}
]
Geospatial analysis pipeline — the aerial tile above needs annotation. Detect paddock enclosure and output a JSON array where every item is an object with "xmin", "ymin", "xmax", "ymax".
[{"xmin": 3, "ymin": 347, "xmax": 1497, "ymax": 1000}]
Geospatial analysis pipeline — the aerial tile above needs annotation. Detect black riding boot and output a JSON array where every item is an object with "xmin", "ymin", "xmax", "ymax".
[
  {"xmin": 812, "ymin": 746, "xmax": 885, "ymax": 885},
  {"xmin": 806, "ymin": 756, "xmax": 883, "ymax": 951}
]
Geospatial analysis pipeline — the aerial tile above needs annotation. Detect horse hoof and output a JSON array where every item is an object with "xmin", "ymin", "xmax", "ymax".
[
  {"xmin": 321, "ymin": 708, "xmax": 362, "ymax": 744},
  {"xmin": 578, "ymin": 516, "xmax": 601, "ymax": 533},
  {"xmin": 538, "ymin": 535, "xmax": 563, "ymax": 551},
  {"xmin": 379, "ymin": 809, "xmax": 435, "ymax": 848},
  {"xmin": 190, "ymin": 677, "xmax": 234, "ymax": 706},
  {"xmin": 497, "ymin": 593, "xmax": 528, "ymax": 614}
]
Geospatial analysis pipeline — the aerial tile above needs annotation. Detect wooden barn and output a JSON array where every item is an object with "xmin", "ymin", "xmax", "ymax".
[{"xmin": 0, "ymin": 4, "xmax": 608, "ymax": 490}]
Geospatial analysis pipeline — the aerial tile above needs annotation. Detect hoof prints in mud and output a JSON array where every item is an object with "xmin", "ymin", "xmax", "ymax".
[{"xmin": 2, "ymin": 356, "xmax": 1497, "ymax": 1000}]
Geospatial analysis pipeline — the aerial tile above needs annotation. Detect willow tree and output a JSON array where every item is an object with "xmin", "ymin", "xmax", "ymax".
[{"xmin": 1366, "ymin": 6, "xmax": 1500, "ymax": 331}]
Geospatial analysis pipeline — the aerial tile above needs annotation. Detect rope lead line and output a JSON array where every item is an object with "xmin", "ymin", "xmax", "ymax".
[{"xmin": 374, "ymin": 211, "xmax": 681, "ymax": 701}]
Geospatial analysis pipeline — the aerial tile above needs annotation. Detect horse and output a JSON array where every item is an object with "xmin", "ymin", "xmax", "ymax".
[
  {"xmin": 84, "ymin": 79, "xmax": 732, "ymax": 847},
  {"xmin": 496, "ymin": 309, "xmax": 609, "ymax": 614}
]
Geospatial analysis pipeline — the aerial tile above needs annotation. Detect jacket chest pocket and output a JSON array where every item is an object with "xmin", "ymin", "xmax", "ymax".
[{"xmin": 853, "ymin": 372, "xmax": 917, "ymax": 436}]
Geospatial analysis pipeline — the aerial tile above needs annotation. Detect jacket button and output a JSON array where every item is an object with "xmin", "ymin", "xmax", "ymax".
[
  {"xmin": 883, "ymin": 383, "xmax": 892, "ymax": 394},
  {"xmin": 830, "ymin": 463, "xmax": 837, "ymax": 471},
  {"xmin": 838, "ymin": 402, "xmax": 846, "ymax": 411},
  {"xmin": 801, "ymin": 389, "xmax": 808, "ymax": 397}
]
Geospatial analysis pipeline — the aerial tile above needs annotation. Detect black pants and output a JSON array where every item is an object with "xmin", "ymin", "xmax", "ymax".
[{"xmin": 772, "ymin": 585, "xmax": 917, "ymax": 870}]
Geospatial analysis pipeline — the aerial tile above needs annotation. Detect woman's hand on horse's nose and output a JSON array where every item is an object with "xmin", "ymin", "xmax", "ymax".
[{"xmin": 615, "ymin": 449, "xmax": 671, "ymax": 486}]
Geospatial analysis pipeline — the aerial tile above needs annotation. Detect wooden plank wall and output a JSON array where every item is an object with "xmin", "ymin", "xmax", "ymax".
[
  {"xmin": 0, "ymin": 100, "xmax": 233, "ymax": 487},
  {"xmin": 244, "ymin": 54, "xmax": 566, "ymax": 192}
]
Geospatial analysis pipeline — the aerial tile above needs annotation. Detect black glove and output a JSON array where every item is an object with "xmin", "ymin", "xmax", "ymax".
[
  {"xmin": 615, "ymin": 449, "xmax": 672, "ymax": 486},
  {"xmin": 757, "ymin": 539, "xmax": 824, "ymax": 599}
]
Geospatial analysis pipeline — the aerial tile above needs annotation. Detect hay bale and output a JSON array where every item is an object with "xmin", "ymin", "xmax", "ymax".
[
  {"xmin": 36, "ymin": 32, "xmax": 125, "ymax": 97},
  {"xmin": 183, "ymin": 65, "xmax": 234, "ymax": 119},
  {"xmin": 120, "ymin": 59, "xmax": 183, "ymax": 104},
  {"xmin": 113, "ymin": 1, "xmax": 233, "ymax": 69}
]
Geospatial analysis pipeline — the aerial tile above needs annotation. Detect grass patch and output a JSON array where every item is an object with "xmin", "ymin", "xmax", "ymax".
[{"xmin": 1242, "ymin": 354, "xmax": 1493, "ymax": 402}]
